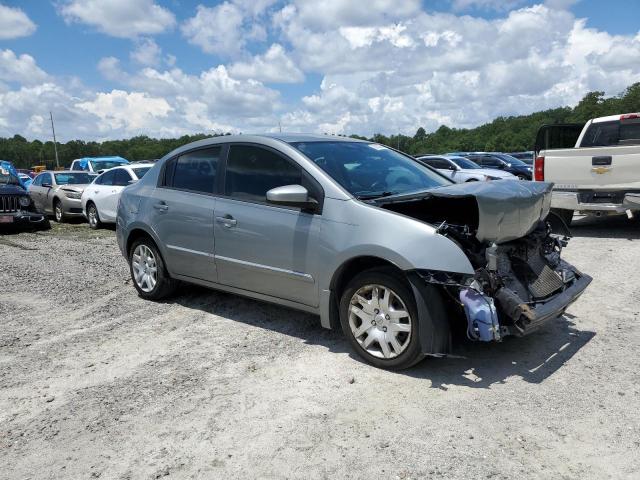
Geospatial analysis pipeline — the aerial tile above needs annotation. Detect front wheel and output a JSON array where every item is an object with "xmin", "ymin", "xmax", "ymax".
[
  {"xmin": 53, "ymin": 200, "xmax": 64, "ymax": 223},
  {"xmin": 129, "ymin": 237, "xmax": 175, "ymax": 300},
  {"xmin": 339, "ymin": 268, "xmax": 424, "ymax": 370},
  {"xmin": 87, "ymin": 203, "xmax": 102, "ymax": 230}
]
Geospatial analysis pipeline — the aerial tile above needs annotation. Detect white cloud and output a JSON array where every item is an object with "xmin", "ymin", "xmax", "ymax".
[
  {"xmin": 451, "ymin": 0, "xmax": 526, "ymax": 11},
  {"xmin": 59, "ymin": 0, "xmax": 176, "ymax": 38},
  {"xmin": 0, "ymin": 4, "xmax": 37, "ymax": 39},
  {"xmin": 0, "ymin": 50, "xmax": 48, "ymax": 85},
  {"xmin": 130, "ymin": 38, "xmax": 162, "ymax": 66},
  {"xmin": 229, "ymin": 44, "xmax": 304, "ymax": 83},
  {"xmin": 181, "ymin": 3, "xmax": 247, "ymax": 56},
  {"xmin": 291, "ymin": 0, "xmax": 421, "ymax": 29},
  {"xmin": 76, "ymin": 90, "xmax": 172, "ymax": 132}
]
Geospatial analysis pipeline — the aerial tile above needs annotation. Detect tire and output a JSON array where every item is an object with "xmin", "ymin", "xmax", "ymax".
[
  {"xmin": 128, "ymin": 236, "xmax": 175, "ymax": 300},
  {"xmin": 339, "ymin": 267, "xmax": 424, "ymax": 370},
  {"xmin": 53, "ymin": 199, "xmax": 64, "ymax": 223},
  {"xmin": 86, "ymin": 202, "xmax": 102, "ymax": 230},
  {"xmin": 551, "ymin": 208, "xmax": 573, "ymax": 227}
]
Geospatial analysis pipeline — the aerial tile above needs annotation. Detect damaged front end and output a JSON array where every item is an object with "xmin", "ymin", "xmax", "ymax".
[{"xmin": 375, "ymin": 181, "xmax": 592, "ymax": 343}]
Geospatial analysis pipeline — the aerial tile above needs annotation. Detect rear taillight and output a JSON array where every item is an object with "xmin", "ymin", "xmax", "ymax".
[
  {"xmin": 534, "ymin": 156, "xmax": 544, "ymax": 181},
  {"xmin": 620, "ymin": 113, "xmax": 640, "ymax": 121}
]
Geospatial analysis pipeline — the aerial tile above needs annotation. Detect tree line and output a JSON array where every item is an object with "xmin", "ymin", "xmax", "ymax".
[{"xmin": 1, "ymin": 83, "xmax": 639, "ymax": 170}]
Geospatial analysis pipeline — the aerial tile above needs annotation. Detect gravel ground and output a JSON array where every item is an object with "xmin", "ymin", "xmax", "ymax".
[{"xmin": 1, "ymin": 216, "xmax": 639, "ymax": 480}]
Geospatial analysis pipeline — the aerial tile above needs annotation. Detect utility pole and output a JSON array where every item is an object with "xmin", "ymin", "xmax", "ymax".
[{"xmin": 50, "ymin": 111, "xmax": 59, "ymax": 168}]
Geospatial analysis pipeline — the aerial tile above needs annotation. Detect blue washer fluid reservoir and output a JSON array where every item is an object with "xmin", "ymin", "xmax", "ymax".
[{"xmin": 459, "ymin": 287, "xmax": 501, "ymax": 341}]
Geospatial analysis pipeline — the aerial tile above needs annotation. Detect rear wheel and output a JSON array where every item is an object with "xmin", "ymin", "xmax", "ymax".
[
  {"xmin": 53, "ymin": 199, "xmax": 64, "ymax": 223},
  {"xmin": 339, "ymin": 268, "xmax": 424, "ymax": 370},
  {"xmin": 129, "ymin": 237, "xmax": 175, "ymax": 300},
  {"xmin": 87, "ymin": 203, "xmax": 101, "ymax": 230}
]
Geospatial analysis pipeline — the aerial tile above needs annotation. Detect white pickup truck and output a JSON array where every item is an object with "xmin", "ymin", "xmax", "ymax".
[{"xmin": 534, "ymin": 113, "xmax": 640, "ymax": 224}]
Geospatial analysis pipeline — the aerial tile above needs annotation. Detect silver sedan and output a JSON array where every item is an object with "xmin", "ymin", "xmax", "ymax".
[
  {"xmin": 29, "ymin": 171, "xmax": 94, "ymax": 222},
  {"xmin": 116, "ymin": 134, "xmax": 591, "ymax": 369}
]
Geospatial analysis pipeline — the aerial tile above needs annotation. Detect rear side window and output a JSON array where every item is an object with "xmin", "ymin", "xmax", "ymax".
[
  {"xmin": 581, "ymin": 120, "xmax": 640, "ymax": 147},
  {"xmin": 425, "ymin": 158, "xmax": 450, "ymax": 169},
  {"xmin": 225, "ymin": 145, "xmax": 302, "ymax": 203},
  {"xmin": 163, "ymin": 147, "xmax": 220, "ymax": 194},
  {"xmin": 32, "ymin": 174, "xmax": 43, "ymax": 186},
  {"xmin": 113, "ymin": 169, "xmax": 133, "ymax": 186},
  {"xmin": 98, "ymin": 170, "xmax": 116, "ymax": 186}
]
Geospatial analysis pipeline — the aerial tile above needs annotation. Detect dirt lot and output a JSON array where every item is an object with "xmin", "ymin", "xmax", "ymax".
[{"xmin": 1, "ymin": 216, "xmax": 639, "ymax": 480}]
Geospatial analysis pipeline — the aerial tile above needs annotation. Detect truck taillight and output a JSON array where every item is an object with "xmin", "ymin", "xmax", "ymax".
[
  {"xmin": 534, "ymin": 156, "xmax": 544, "ymax": 181},
  {"xmin": 620, "ymin": 113, "xmax": 640, "ymax": 121}
]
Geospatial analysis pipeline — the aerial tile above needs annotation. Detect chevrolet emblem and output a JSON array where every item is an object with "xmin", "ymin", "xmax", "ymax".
[{"xmin": 591, "ymin": 166, "xmax": 611, "ymax": 174}]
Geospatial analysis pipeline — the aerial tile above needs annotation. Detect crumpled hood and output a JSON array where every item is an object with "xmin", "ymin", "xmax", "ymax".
[
  {"xmin": 60, "ymin": 184, "xmax": 89, "ymax": 193},
  {"xmin": 374, "ymin": 180, "xmax": 553, "ymax": 244}
]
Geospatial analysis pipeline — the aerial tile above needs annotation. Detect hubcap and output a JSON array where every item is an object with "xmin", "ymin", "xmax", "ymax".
[
  {"xmin": 132, "ymin": 244, "xmax": 158, "ymax": 293},
  {"xmin": 55, "ymin": 205, "xmax": 62, "ymax": 221},
  {"xmin": 348, "ymin": 284, "xmax": 412, "ymax": 359}
]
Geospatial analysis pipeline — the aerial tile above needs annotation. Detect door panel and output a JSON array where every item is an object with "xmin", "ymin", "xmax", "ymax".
[
  {"xmin": 101, "ymin": 186, "xmax": 124, "ymax": 221},
  {"xmin": 214, "ymin": 197, "xmax": 320, "ymax": 306},
  {"xmin": 150, "ymin": 188, "xmax": 217, "ymax": 282}
]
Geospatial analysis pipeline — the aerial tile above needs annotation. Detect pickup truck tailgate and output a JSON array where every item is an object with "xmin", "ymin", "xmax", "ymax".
[{"xmin": 544, "ymin": 145, "xmax": 640, "ymax": 190}]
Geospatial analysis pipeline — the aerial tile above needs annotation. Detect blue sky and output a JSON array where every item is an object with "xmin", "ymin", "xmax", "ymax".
[{"xmin": 0, "ymin": 1, "xmax": 639, "ymax": 141}]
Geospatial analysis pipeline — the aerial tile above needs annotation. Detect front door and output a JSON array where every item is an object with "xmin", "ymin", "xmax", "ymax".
[
  {"xmin": 149, "ymin": 147, "xmax": 220, "ymax": 283},
  {"xmin": 214, "ymin": 144, "xmax": 321, "ymax": 307}
]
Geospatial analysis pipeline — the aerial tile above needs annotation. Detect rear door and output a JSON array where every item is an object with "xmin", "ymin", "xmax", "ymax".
[
  {"xmin": 100, "ymin": 168, "xmax": 131, "ymax": 221},
  {"xmin": 543, "ymin": 118, "xmax": 640, "ymax": 189},
  {"xmin": 29, "ymin": 173, "xmax": 46, "ymax": 210},
  {"xmin": 92, "ymin": 170, "xmax": 116, "ymax": 220},
  {"xmin": 149, "ymin": 147, "xmax": 220, "ymax": 283}
]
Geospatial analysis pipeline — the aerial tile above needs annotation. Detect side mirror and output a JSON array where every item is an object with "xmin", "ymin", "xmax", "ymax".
[
  {"xmin": 448, "ymin": 165, "xmax": 457, "ymax": 171},
  {"xmin": 42, "ymin": 182, "xmax": 52, "ymax": 188},
  {"xmin": 127, "ymin": 179, "xmax": 137, "ymax": 185},
  {"xmin": 266, "ymin": 185, "xmax": 318, "ymax": 212}
]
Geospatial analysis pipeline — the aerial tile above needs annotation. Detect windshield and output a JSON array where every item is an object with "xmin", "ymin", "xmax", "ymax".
[
  {"xmin": 132, "ymin": 167, "xmax": 151, "ymax": 179},
  {"xmin": 494, "ymin": 154, "xmax": 527, "ymax": 166},
  {"xmin": 90, "ymin": 160, "xmax": 128, "ymax": 171},
  {"xmin": 290, "ymin": 141, "xmax": 451, "ymax": 198},
  {"xmin": 449, "ymin": 157, "xmax": 481, "ymax": 169},
  {"xmin": 55, "ymin": 172, "xmax": 92, "ymax": 185}
]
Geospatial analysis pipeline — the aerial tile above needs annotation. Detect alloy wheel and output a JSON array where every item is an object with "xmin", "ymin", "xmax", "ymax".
[
  {"xmin": 348, "ymin": 284, "xmax": 412, "ymax": 359},
  {"xmin": 132, "ymin": 244, "xmax": 158, "ymax": 293},
  {"xmin": 55, "ymin": 203, "xmax": 62, "ymax": 222}
]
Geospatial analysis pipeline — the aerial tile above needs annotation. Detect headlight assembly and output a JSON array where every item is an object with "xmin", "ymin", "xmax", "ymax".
[
  {"xmin": 19, "ymin": 196, "xmax": 31, "ymax": 207},
  {"xmin": 64, "ymin": 191, "xmax": 82, "ymax": 199}
]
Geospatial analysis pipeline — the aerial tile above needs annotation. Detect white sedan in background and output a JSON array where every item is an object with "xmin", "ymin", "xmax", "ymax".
[
  {"xmin": 81, "ymin": 163, "xmax": 154, "ymax": 229},
  {"xmin": 416, "ymin": 155, "xmax": 518, "ymax": 182}
]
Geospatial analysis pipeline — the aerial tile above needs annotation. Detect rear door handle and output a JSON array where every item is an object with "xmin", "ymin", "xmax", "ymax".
[
  {"xmin": 216, "ymin": 215, "xmax": 237, "ymax": 227},
  {"xmin": 153, "ymin": 202, "xmax": 169, "ymax": 211}
]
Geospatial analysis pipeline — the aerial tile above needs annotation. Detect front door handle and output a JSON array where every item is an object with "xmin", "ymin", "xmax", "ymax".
[
  {"xmin": 216, "ymin": 215, "xmax": 237, "ymax": 228},
  {"xmin": 153, "ymin": 202, "xmax": 169, "ymax": 211}
]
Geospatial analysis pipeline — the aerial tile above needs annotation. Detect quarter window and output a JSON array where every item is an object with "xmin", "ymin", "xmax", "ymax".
[
  {"xmin": 225, "ymin": 145, "xmax": 302, "ymax": 203},
  {"xmin": 163, "ymin": 147, "xmax": 220, "ymax": 194}
]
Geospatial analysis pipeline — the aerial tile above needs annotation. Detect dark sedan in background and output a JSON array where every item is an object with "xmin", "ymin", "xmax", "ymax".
[{"xmin": 449, "ymin": 152, "xmax": 533, "ymax": 180}]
